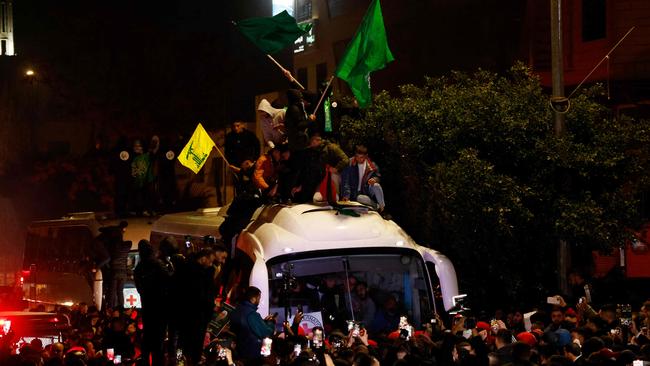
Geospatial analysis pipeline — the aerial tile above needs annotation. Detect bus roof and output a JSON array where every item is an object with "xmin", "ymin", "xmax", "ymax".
[
  {"xmin": 151, "ymin": 207, "xmax": 226, "ymax": 239},
  {"xmin": 241, "ymin": 204, "xmax": 435, "ymax": 261}
]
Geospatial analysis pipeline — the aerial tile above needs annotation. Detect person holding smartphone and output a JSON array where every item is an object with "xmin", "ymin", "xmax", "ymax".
[{"xmin": 230, "ymin": 286, "xmax": 276, "ymax": 363}]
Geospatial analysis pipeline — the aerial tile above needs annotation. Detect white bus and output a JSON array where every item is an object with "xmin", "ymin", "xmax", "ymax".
[{"xmin": 151, "ymin": 204, "xmax": 459, "ymax": 331}]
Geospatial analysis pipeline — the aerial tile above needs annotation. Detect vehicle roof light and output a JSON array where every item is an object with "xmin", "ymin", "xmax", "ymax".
[
  {"xmin": 283, "ymin": 247, "xmax": 293, "ymax": 253},
  {"xmin": 396, "ymin": 240, "xmax": 404, "ymax": 246}
]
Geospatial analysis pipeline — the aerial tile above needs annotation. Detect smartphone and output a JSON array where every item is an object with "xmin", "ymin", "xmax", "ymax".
[
  {"xmin": 297, "ymin": 304, "xmax": 303, "ymax": 314},
  {"xmin": 261, "ymin": 337, "xmax": 272, "ymax": 356},
  {"xmin": 217, "ymin": 345, "xmax": 226, "ymax": 360},
  {"xmin": 490, "ymin": 319, "xmax": 499, "ymax": 333},
  {"xmin": 399, "ymin": 316, "xmax": 408, "ymax": 329},
  {"xmin": 313, "ymin": 328, "xmax": 323, "ymax": 348},
  {"xmin": 114, "ymin": 355, "xmax": 122, "ymax": 365},
  {"xmin": 353, "ymin": 323, "xmax": 360, "ymax": 338},
  {"xmin": 293, "ymin": 344, "xmax": 301, "ymax": 356},
  {"xmin": 347, "ymin": 320, "xmax": 355, "ymax": 332},
  {"xmin": 107, "ymin": 348, "xmax": 114, "ymax": 361},
  {"xmin": 547, "ymin": 296, "xmax": 561, "ymax": 305}
]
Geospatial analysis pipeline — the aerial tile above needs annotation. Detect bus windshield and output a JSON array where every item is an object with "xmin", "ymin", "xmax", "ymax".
[{"xmin": 267, "ymin": 250, "xmax": 434, "ymax": 336}]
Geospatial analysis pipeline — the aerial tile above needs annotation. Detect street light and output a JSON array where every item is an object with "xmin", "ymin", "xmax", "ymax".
[{"xmin": 25, "ymin": 69, "xmax": 35, "ymax": 76}]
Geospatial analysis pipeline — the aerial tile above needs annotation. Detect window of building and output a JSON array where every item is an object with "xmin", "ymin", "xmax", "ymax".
[
  {"xmin": 1, "ymin": 2, "xmax": 7, "ymax": 33},
  {"xmin": 273, "ymin": 0, "xmax": 294, "ymax": 16},
  {"xmin": 582, "ymin": 0, "xmax": 606, "ymax": 42},
  {"xmin": 297, "ymin": 67, "xmax": 308, "ymax": 90},
  {"xmin": 1, "ymin": 40, "xmax": 6, "ymax": 55},
  {"xmin": 295, "ymin": 0, "xmax": 312, "ymax": 22}
]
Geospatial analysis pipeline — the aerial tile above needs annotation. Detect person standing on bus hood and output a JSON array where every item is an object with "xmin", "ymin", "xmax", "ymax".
[
  {"xmin": 257, "ymin": 98, "xmax": 286, "ymax": 149},
  {"xmin": 134, "ymin": 239, "xmax": 171, "ymax": 366}
]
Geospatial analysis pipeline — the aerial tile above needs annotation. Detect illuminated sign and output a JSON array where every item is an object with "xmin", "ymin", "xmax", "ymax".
[
  {"xmin": 123, "ymin": 287, "xmax": 142, "ymax": 308},
  {"xmin": 294, "ymin": 20, "xmax": 316, "ymax": 54}
]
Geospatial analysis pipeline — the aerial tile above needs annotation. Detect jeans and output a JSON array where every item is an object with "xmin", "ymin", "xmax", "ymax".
[{"xmin": 357, "ymin": 183, "xmax": 385, "ymax": 210}]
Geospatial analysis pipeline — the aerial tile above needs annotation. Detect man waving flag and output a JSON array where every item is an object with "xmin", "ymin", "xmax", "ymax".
[{"xmin": 335, "ymin": 0, "xmax": 394, "ymax": 108}]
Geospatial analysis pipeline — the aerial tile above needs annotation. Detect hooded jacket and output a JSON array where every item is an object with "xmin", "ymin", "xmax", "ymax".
[{"xmin": 257, "ymin": 99, "xmax": 286, "ymax": 148}]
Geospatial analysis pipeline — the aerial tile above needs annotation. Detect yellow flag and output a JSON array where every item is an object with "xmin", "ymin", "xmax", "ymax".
[{"xmin": 178, "ymin": 123, "xmax": 215, "ymax": 174}]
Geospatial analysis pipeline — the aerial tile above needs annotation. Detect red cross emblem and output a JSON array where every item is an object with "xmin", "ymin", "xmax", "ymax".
[{"xmin": 126, "ymin": 294, "xmax": 138, "ymax": 307}]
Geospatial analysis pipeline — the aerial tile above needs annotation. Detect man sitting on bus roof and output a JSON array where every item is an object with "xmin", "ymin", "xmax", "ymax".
[{"xmin": 341, "ymin": 144, "xmax": 386, "ymax": 214}]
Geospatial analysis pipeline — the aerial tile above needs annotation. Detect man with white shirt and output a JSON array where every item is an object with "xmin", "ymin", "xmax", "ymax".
[{"xmin": 341, "ymin": 144, "xmax": 386, "ymax": 213}]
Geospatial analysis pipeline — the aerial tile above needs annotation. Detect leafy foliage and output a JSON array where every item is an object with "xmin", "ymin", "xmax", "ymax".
[{"xmin": 340, "ymin": 63, "xmax": 650, "ymax": 308}]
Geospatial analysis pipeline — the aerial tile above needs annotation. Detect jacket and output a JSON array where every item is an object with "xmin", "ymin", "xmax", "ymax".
[
  {"xmin": 225, "ymin": 129, "xmax": 261, "ymax": 168},
  {"xmin": 229, "ymin": 300, "xmax": 275, "ymax": 360},
  {"xmin": 341, "ymin": 157, "xmax": 381, "ymax": 201},
  {"xmin": 253, "ymin": 153, "xmax": 278, "ymax": 190},
  {"xmin": 284, "ymin": 89, "xmax": 310, "ymax": 152},
  {"xmin": 257, "ymin": 99, "xmax": 286, "ymax": 148}
]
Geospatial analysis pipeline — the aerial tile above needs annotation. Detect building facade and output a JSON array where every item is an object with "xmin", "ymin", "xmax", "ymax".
[
  {"xmin": 285, "ymin": 0, "xmax": 650, "ymax": 114},
  {"xmin": 525, "ymin": 0, "xmax": 650, "ymax": 113}
]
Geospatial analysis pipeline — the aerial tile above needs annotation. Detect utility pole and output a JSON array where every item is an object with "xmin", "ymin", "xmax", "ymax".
[{"xmin": 550, "ymin": 0, "xmax": 569, "ymax": 295}]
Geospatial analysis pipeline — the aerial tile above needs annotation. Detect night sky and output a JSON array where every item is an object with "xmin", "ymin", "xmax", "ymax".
[{"xmin": 10, "ymin": 0, "xmax": 293, "ymax": 136}]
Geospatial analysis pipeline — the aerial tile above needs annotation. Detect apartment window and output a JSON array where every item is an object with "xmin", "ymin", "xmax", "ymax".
[
  {"xmin": 582, "ymin": 0, "xmax": 606, "ymax": 42},
  {"xmin": 1, "ymin": 3, "xmax": 7, "ymax": 33},
  {"xmin": 295, "ymin": 0, "xmax": 312, "ymax": 22}
]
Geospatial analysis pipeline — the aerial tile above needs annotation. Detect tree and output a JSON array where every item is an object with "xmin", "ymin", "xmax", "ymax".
[{"xmin": 340, "ymin": 63, "xmax": 650, "ymax": 308}]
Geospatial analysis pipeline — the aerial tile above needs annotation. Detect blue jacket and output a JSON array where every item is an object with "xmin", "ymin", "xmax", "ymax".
[
  {"xmin": 229, "ymin": 300, "xmax": 275, "ymax": 360},
  {"xmin": 341, "ymin": 157, "xmax": 381, "ymax": 201}
]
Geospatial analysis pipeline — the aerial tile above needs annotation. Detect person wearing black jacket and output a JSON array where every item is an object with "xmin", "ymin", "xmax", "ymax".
[
  {"xmin": 159, "ymin": 236, "xmax": 186, "ymax": 364},
  {"xmin": 106, "ymin": 238, "xmax": 131, "ymax": 310},
  {"xmin": 284, "ymin": 89, "xmax": 311, "ymax": 153},
  {"xmin": 179, "ymin": 248, "xmax": 217, "ymax": 366},
  {"xmin": 225, "ymin": 121, "xmax": 260, "ymax": 170},
  {"xmin": 134, "ymin": 239, "xmax": 171, "ymax": 366}
]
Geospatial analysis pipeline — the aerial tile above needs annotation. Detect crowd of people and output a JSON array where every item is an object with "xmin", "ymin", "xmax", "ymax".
[
  {"xmin": 218, "ymin": 85, "xmax": 389, "ymax": 249},
  {"xmin": 1, "ymin": 267, "xmax": 648, "ymax": 366}
]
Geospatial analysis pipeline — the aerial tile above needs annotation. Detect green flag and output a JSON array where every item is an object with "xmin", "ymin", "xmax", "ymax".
[
  {"xmin": 335, "ymin": 0, "xmax": 394, "ymax": 108},
  {"xmin": 236, "ymin": 11, "xmax": 312, "ymax": 54}
]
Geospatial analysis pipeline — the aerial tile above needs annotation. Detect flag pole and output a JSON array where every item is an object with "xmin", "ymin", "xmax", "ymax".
[
  {"xmin": 311, "ymin": 75, "xmax": 335, "ymax": 116},
  {"xmin": 212, "ymin": 144, "xmax": 236, "ymax": 172},
  {"xmin": 266, "ymin": 54, "xmax": 306, "ymax": 90}
]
